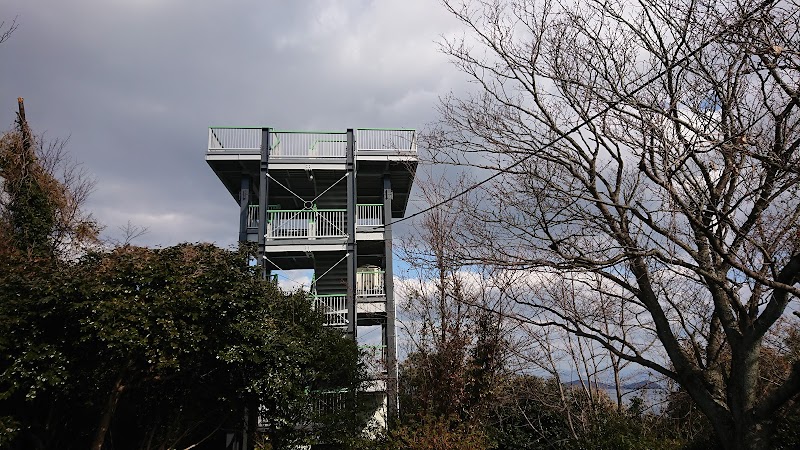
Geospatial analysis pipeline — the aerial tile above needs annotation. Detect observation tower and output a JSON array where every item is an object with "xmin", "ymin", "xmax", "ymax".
[{"xmin": 205, "ymin": 127, "xmax": 417, "ymax": 429}]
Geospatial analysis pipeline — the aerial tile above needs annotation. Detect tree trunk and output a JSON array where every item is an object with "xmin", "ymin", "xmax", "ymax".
[
  {"xmin": 729, "ymin": 338, "xmax": 764, "ymax": 450},
  {"xmin": 705, "ymin": 339, "xmax": 769, "ymax": 450},
  {"xmin": 713, "ymin": 416, "xmax": 769, "ymax": 450},
  {"xmin": 90, "ymin": 374, "xmax": 126, "ymax": 450},
  {"xmin": 736, "ymin": 422, "xmax": 768, "ymax": 450}
]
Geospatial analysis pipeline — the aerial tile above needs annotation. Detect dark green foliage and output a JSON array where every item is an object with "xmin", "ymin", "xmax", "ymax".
[
  {"xmin": 0, "ymin": 121, "xmax": 363, "ymax": 449},
  {"xmin": 69, "ymin": 243, "xmax": 284, "ymax": 449},
  {"xmin": 0, "ymin": 131, "xmax": 57, "ymax": 257},
  {"xmin": 0, "ymin": 248, "xmax": 73, "ymax": 447},
  {"xmin": 0, "ymin": 242, "xmax": 365, "ymax": 449},
  {"xmin": 398, "ymin": 341, "xmax": 470, "ymax": 420}
]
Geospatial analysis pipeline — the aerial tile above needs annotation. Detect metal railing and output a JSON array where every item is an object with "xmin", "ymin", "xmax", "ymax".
[
  {"xmin": 356, "ymin": 204, "xmax": 383, "ymax": 227},
  {"xmin": 357, "ymin": 128, "xmax": 417, "ymax": 152},
  {"xmin": 312, "ymin": 390, "xmax": 349, "ymax": 414},
  {"xmin": 246, "ymin": 205, "xmax": 384, "ymax": 232},
  {"xmin": 208, "ymin": 127, "xmax": 261, "ymax": 150},
  {"xmin": 271, "ymin": 131, "xmax": 347, "ymax": 158},
  {"xmin": 247, "ymin": 205, "xmax": 259, "ymax": 229},
  {"xmin": 356, "ymin": 270, "xmax": 385, "ymax": 297},
  {"xmin": 311, "ymin": 294, "xmax": 348, "ymax": 327},
  {"xmin": 208, "ymin": 128, "xmax": 417, "ymax": 155},
  {"xmin": 267, "ymin": 209, "xmax": 346, "ymax": 238}
]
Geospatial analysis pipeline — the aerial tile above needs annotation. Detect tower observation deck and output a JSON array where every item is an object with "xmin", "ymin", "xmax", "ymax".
[{"xmin": 205, "ymin": 127, "xmax": 417, "ymax": 429}]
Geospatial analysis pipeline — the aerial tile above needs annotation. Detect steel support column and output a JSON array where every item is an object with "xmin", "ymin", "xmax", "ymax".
[
  {"xmin": 346, "ymin": 129, "xmax": 357, "ymax": 339},
  {"xmin": 238, "ymin": 175, "xmax": 251, "ymax": 243},
  {"xmin": 258, "ymin": 128, "xmax": 271, "ymax": 279},
  {"xmin": 383, "ymin": 175, "xmax": 398, "ymax": 425}
]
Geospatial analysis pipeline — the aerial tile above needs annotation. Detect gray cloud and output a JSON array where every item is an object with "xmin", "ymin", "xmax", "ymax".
[{"xmin": 1, "ymin": 0, "xmax": 466, "ymax": 247}]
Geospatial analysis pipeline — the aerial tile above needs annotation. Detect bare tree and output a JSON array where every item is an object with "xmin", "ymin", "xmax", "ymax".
[
  {"xmin": 426, "ymin": 0, "xmax": 800, "ymax": 448},
  {"xmin": 107, "ymin": 220, "xmax": 150, "ymax": 246},
  {"xmin": 0, "ymin": 17, "xmax": 17, "ymax": 45},
  {"xmin": 397, "ymin": 175, "xmax": 511, "ymax": 422},
  {"xmin": 401, "ymin": 172, "xmax": 659, "ymax": 434}
]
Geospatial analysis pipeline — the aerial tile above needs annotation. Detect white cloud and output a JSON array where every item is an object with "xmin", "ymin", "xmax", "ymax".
[{"xmin": 275, "ymin": 269, "xmax": 313, "ymax": 292}]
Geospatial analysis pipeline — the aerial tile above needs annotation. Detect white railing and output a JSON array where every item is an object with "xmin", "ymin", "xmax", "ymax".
[
  {"xmin": 356, "ymin": 270, "xmax": 385, "ymax": 297},
  {"xmin": 267, "ymin": 209, "xmax": 346, "ymax": 239},
  {"xmin": 271, "ymin": 131, "xmax": 347, "ymax": 158},
  {"xmin": 247, "ymin": 205, "xmax": 384, "ymax": 233},
  {"xmin": 356, "ymin": 204, "xmax": 383, "ymax": 227},
  {"xmin": 357, "ymin": 128, "xmax": 417, "ymax": 152},
  {"xmin": 312, "ymin": 390, "xmax": 349, "ymax": 414},
  {"xmin": 208, "ymin": 127, "xmax": 261, "ymax": 150},
  {"xmin": 208, "ymin": 128, "xmax": 418, "ymax": 155},
  {"xmin": 247, "ymin": 205, "xmax": 258, "ymax": 228},
  {"xmin": 312, "ymin": 294, "xmax": 348, "ymax": 327}
]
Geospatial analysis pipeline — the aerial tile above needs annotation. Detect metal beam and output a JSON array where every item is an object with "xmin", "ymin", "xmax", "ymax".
[
  {"xmin": 346, "ymin": 129, "xmax": 357, "ymax": 339},
  {"xmin": 383, "ymin": 174, "xmax": 398, "ymax": 425},
  {"xmin": 258, "ymin": 128, "xmax": 271, "ymax": 279},
  {"xmin": 238, "ymin": 175, "xmax": 250, "ymax": 243}
]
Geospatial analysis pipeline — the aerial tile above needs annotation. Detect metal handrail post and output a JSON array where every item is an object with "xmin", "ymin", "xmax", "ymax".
[
  {"xmin": 346, "ymin": 128, "xmax": 357, "ymax": 340},
  {"xmin": 384, "ymin": 174, "xmax": 398, "ymax": 425},
  {"xmin": 258, "ymin": 128, "xmax": 271, "ymax": 279}
]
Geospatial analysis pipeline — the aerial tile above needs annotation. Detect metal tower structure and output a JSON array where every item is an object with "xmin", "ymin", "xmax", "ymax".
[{"xmin": 205, "ymin": 127, "xmax": 417, "ymax": 428}]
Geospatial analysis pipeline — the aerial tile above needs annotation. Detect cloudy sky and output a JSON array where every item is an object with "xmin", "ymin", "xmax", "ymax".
[
  {"xmin": 0, "ymin": 0, "xmax": 467, "ymax": 249},
  {"xmin": 0, "ymin": 1, "xmax": 666, "ymax": 377}
]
